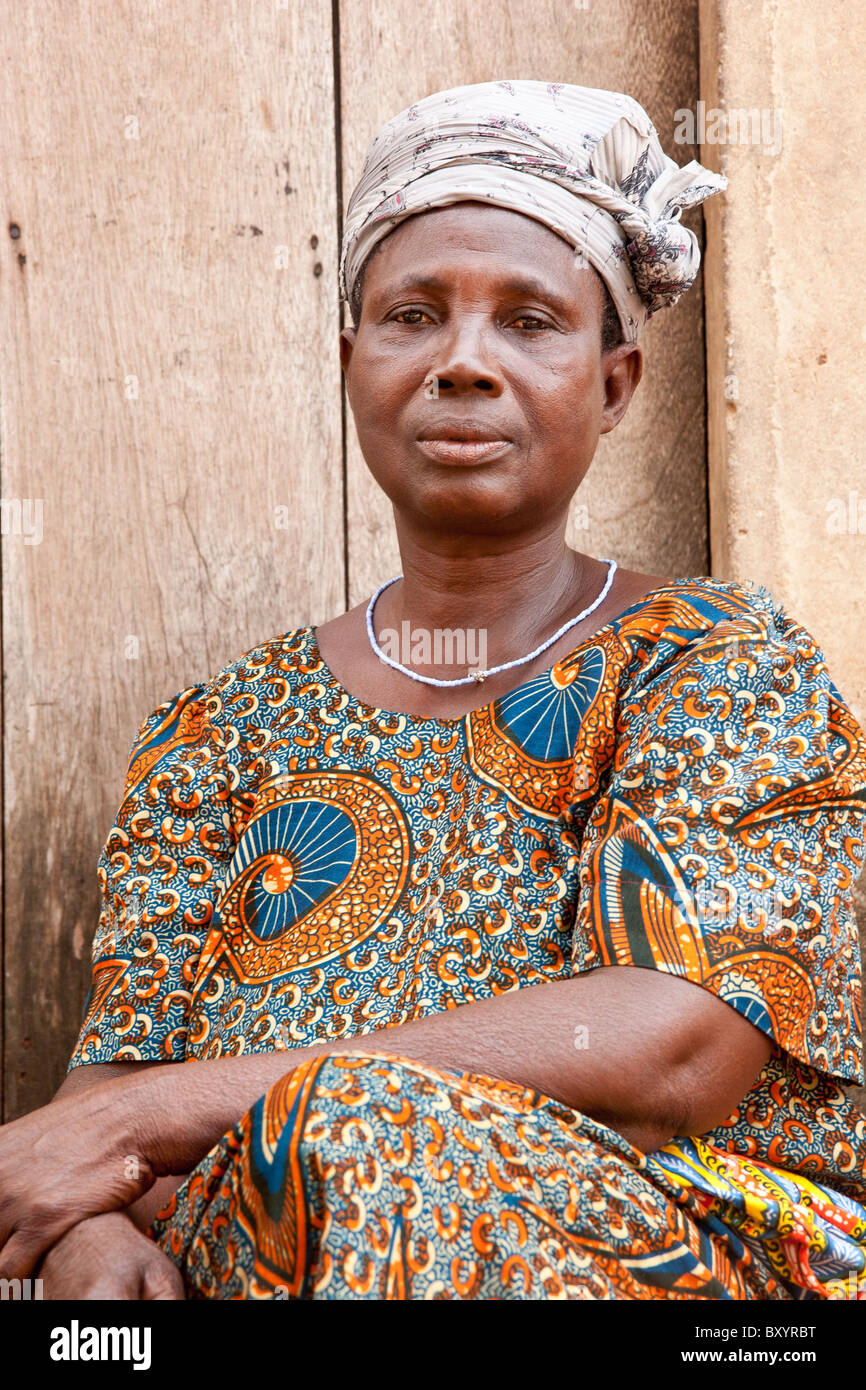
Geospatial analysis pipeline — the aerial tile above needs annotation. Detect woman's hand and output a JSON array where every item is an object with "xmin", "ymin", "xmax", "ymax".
[
  {"xmin": 39, "ymin": 1212, "xmax": 185, "ymax": 1300},
  {"xmin": 0, "ymin": 1079, "xmax": 157, "ymax": 1279}
]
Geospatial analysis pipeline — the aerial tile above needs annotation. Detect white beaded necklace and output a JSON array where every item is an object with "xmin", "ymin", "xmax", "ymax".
[{"xmin": 365, "ymin": 557, "xmax": 618, "ymax": 688}]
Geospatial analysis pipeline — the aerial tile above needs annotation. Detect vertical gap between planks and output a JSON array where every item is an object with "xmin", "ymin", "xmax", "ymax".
[
  {"xmin": 698, "ymin": 0, "xmax": 725, "ymax": 578},
  {"xmin": 332, "ymin": 0, "xmax": 349, "ymax": 614}
]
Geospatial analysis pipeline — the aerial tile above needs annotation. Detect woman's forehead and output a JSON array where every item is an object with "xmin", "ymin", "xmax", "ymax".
[{"xmin": 362, "ymin": 204, "xmax": 593, "ymax": 290}]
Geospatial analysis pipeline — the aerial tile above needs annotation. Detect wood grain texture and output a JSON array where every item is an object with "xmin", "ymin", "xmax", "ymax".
[
  {"xmin": 0, "ymin": 2, "xmax": 344, "ymax": 1117},
  {"xmin": 338, "ymin": 0, "xmax": 708, "ymax": 604}
]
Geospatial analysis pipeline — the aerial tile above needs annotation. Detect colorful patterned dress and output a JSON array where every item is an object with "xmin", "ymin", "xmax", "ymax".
[{"xmin": 67, "ymin": 576, "xmax": 866, "ymax": 1299}]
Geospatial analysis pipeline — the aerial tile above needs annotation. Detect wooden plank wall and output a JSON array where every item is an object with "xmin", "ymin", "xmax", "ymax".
[{"xmin": 0, "ymin": 0, "xmax": 704, "ymax": 1119}]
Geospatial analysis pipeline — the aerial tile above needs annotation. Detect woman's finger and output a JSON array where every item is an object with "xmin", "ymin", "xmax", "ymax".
[{"xmin": 0, "ymin": 1225, "xmax": 55, "ymax": 1283}]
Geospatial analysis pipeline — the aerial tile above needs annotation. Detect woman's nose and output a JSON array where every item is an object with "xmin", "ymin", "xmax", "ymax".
[{"xmin": 426, "ymin": 317, "xmax": 505, "ymax": 393}]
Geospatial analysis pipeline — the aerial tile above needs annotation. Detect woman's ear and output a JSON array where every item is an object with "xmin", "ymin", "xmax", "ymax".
[
  {"xmin": 599, "ymin": 343, "xmax": 643, "ymax": 435},
  {"xmin": 339, "ymin": 326, "xmax": 357, "ymax": 373}
]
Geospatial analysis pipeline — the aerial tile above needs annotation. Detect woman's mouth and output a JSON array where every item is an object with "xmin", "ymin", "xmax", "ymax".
[{"xmin": 415, "ymin": 438, "xmax": 513, "ymax": 466}]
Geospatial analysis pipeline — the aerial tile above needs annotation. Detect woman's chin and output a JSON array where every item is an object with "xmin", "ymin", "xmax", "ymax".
[{"xmin": 403, "ymin": 490, "xmax": 544, "ymax": 534}]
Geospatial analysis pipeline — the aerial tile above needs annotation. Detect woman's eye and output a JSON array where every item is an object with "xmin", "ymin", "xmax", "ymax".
[
  {"xmin": 392, "ymin": 309, "xmax": 430, "ymax": 325},
  {"xmin": 513, "ymin": 315, "xmax": 550, "ymax": 331}
]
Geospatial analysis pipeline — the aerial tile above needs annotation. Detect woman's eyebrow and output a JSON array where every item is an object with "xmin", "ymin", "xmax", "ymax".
[
  {"xmin": 495, "ymin": 274, "xmax": 577, "ymax": 314},
  {"xmin": 372, "ymin": 273, "xmax": 450, "ymax": 301},
  {"xmin": 373, "ymin": 271, "xmax": 578, "ymax": 314}
]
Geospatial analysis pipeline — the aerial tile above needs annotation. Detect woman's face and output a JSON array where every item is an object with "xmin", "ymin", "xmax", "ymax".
[{"xmin": 339, "ymin": 202, "xmax": 642, "ymax": 539}]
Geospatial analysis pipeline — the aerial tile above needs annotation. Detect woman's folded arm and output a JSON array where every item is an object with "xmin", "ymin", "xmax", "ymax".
[
  {"xmin": 126, "ymin": 966, "xmax": 772, "ymax": 1166},
  {"xmin": 72, "ymin": 965, "xmax": 774, "ymax": 1174},
  {"xmin": 0, "ymin": 964, "xmax": 772, "ymax": 1279}
]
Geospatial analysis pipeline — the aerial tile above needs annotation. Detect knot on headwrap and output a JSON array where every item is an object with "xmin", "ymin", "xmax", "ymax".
[{"xmin": 339, "ymin": 79, "xmax": 727, "ymax": 342}]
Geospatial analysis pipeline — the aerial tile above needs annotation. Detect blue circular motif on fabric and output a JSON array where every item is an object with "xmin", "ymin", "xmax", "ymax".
[
  {"xmin": 232, "ymin": 800, "xmax": 358, "ymax": 941},
  {"xmin": 494, "ymin": 646, "xmax": 605, "ymax": 760}
]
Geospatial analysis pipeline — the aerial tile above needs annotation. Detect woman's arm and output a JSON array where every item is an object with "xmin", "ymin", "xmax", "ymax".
[
  {"xmin": 132, "ymin": 966, "xmax": 772, "ymax": 1167},
  {"xmin": 0, "ymin": 964, "xmax": 771, "ymax": 1279},
  {"xmin": 53, "ymin": 1060, "xmax": 166, "ymax": 1099}
]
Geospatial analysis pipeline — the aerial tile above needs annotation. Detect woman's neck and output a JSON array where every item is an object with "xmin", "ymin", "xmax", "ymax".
[{"xmin": 378, "ymin": 526, "xmax": 594, "ymax": 660}]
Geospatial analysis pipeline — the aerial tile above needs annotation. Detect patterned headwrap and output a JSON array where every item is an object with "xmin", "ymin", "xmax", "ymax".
[{"xmin": 340, "ymin": 79, "xmax": 726, "ymax": 342}]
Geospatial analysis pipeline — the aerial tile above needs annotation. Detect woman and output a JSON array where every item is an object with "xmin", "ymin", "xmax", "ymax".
[{"xmin": 2, "ymin": 79, "xmax": 865, "ymax": 1300}]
